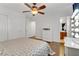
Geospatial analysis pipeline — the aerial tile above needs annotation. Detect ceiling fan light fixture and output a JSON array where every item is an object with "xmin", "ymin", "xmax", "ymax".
[
  {"xmin": 32, "ymin": 10, "xmax": 38, "ymax": 15},
  {"xmin": 31, "ymin": 8, "xmax": 38, "ymax": 15},
  {"xmin": 23, "ymin": 3, "xmax": 46, "ymax": 16}
]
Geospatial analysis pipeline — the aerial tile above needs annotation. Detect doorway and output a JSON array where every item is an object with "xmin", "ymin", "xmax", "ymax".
[{"xmin": 26, "ymin": 20, "xmax": 36, "ymax": 37}]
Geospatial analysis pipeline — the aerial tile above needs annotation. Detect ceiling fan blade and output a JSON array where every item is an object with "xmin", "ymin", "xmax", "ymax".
[
  {"xmin": 24, "ymin": 3, "xmax": 32, "ymax": 9},
  {"xmin": 38, "ymin": 11, "xmax": 45, "ymax": 15},
  {"xmin": 22, "ymin": 11, "xmax": 30, "ymax": 13},
  {"xmin": 38, "ymin": 5, "xmax": 46, "ymax": 10}
]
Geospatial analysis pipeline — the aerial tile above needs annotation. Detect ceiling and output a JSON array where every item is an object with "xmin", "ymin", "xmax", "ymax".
[
  {"xmin": 45, "ymin": 3, "xmax": 73, "ymax": 17},
  {"xmin": 0, "ymin": 3, "xmax": 73, "ymax": 17}
]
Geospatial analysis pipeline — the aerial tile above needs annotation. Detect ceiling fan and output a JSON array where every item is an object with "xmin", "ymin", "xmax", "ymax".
[{"xmin": 23, "ymin": 3, "xmax": 46, "ymax": 16}]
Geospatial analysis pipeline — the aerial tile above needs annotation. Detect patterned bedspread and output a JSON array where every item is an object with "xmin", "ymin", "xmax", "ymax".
[{"xmin": 0, "ymin": 37, "xmax": 50, "ymax": 56}]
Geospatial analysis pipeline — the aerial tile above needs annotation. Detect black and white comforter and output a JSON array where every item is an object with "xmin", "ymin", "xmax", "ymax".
[{"xmin": 0, "ymin": 37, "xmax": 50, "ymax": 56}]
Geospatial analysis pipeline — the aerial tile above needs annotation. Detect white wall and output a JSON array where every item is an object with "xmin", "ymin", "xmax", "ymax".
[
  {"xmin": 0, "ymin": 4, "xmax": 26, "ymax": 41},
  {"xmin": 34, "ymin": 16, "xmax": 71, "ymax": 42},
  {"xmin": 0, "ymin": 4, "xmax": 37, "ymax": 41},
  {"xmin": 31, "ymin": 3, "xmax": 72, "ymax": 42},
  {"xmin": 33, "ymin": 16, "xmax": 60, "ymax": 42}
]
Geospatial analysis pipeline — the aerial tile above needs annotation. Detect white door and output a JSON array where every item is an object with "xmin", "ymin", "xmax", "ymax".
[
  {"xmin": 8, "ymin": 15, "xmax": 25, "ymax": 40},
  {"xmin": 26, "ymin": 20, "xmax": 36, "ymax": 37},
  {"xmin": 0, "ymin": 14, "xmax": 8, "ymax": 41}
]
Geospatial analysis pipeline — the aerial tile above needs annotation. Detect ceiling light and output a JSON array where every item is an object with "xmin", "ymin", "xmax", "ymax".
[{"xmin": 31, "ymin": 8, "xmax": 38, "ymax": 15}]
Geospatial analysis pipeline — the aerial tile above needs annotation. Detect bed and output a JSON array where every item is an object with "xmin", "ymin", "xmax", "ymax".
[{"xmin": 0, "ymin": 37, "xmax": 50, "ymax": 56}]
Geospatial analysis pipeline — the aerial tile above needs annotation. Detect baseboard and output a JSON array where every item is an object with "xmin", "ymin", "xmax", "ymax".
[{"xmin": 29, "ymin": 36, "xmax": 60, "ymax": 43}]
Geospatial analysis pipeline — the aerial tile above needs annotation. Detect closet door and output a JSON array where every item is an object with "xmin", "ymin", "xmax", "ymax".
[
  {"xmin": 8, "ymin": 15, "xmax": 25, "ymax": 40},
  {"xmin": 0, "ymin": 14, "xmax": 8, "ymax": 41}
]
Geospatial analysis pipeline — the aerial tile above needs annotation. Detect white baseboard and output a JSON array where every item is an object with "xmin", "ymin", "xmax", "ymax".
[{"xmin": 35, "ymin": 36, "xmax": 60, "ymax": 43}]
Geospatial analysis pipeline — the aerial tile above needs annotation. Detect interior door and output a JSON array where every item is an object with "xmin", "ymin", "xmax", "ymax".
[
  {"xmin": 0, "ymin": 14, "xmax": 8, "ymax": 41},
  {"xmin": 26, "ymin": 20, "xmax": 36, "ymax": 37}
]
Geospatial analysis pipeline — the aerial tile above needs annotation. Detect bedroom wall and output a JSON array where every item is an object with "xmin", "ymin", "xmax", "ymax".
[
  {"xmin": 31, "ymin": 3, "xmax": 73, "ymax": 42},
  {"xmin": 32, "ymin": 16, "xmax": 60, "ymax": 42},
  {"xmin": 0, "ymin": 4, "xmax": 26, "ymax": 41},
  {"xmin": 0, "ymin": 3, "xmax": 72, "ymax": 42},
  {"xmin": 32, "ymin": 16, "xmax": 71, "ymax": 42}
]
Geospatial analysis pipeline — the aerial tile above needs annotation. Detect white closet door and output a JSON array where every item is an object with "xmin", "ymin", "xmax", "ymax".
[
  {"xmin": 0, "ymin": 14, "xmax": 8, "ymax": 41},
  {"xmin": 8, "ymin": 15, "xmax": 25, "ymax": 40}
]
